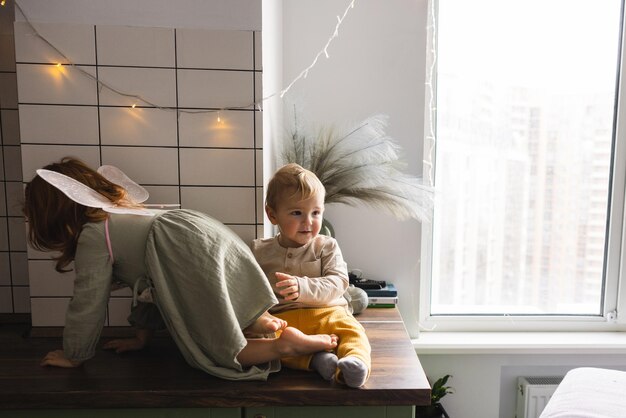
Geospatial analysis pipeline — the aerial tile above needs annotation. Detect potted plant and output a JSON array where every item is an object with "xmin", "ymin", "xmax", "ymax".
[
  {"xmin": 416, "ymin": 374, "xmax": 453, "ymax": 418},
  {"xmin": 279, "ymin": 112, "xmax": 434, "ymax": 225}
]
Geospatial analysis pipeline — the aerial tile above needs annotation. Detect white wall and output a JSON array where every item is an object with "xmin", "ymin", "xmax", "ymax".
[
  {"xmin": 420, "ymin": 353, "xmax": 626, "ymax": 418},
  {"xmin": 276, "ymin": 2, "xmax": 626, "ymax": 418},
  {"xmin": 277, "ymin": 0, "xmax": 428, "ymax": 338},
  {"xmin": 14, "ymin": 0, "xmax": 261, "ymax": 30}
]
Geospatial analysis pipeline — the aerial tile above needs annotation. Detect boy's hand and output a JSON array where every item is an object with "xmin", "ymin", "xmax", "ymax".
[
  {"xmin": 40, "ymin": 350, "xmax": 82, "ymax": 368},
  {"xmin": 275, "ymin": 272, "xmax": 300, "ymax": 301}
]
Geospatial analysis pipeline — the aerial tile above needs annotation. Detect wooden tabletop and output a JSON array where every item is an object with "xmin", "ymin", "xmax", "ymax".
[{"xmin": 0, "ymin": 307, "xmax": 431, "ymax": 409}]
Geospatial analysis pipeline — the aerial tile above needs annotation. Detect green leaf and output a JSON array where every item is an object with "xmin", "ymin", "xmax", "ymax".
[{"xmin": 430, "ymin": 374, "xmax": 454, "ymax": 403}]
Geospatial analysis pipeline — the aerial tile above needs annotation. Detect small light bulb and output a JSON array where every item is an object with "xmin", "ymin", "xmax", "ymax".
[
  {"xmin": 131, "ymin": 103, "xmax": 137, "ymax": 108},
  {"xmin": 217, "ymin": 112, "xmax": 221, "ymax": 123},
  {"xmin": 0, "ymin": 1, "xmax": 6, "ymax": 7},
  {"xmin": 56, "ymin": 63, "xmax": 62, "ymax": 67}
]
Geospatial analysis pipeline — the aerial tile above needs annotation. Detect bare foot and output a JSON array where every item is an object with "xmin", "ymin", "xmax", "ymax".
[
  {"xmin": 276, "ymin": 327, "xmax": 338, "ymax": 357},
  {"xmin": 243, "ymin": 312, "xmax": 287, "ymax": 336}
]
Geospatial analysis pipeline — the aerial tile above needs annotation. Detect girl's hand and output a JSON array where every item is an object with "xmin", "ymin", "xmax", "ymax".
[
  {"xmin": 103, "ymin": 329, "xmax": 153, "ymax": 353},
  {"xmin": 103, "ymin": 338, "xmax": 146, "ymax": 353},
  {"xmin": 40, "ymin": 350, "xmax": 82, "ymax": 368},
  {"xmin": 275, "ymin": 272, "xmax": 300, "ymax": 301}
]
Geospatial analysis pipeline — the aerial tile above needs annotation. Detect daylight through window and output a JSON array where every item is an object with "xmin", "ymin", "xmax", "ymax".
[{"xmin": 429, "ymin": 0, "xmax": 623, "ymax": 317}]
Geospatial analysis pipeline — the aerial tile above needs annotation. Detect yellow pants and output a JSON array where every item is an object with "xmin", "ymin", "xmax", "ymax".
[{"xmin": 275, "ymin": 306, "xmax": 371, "ymax": 383}]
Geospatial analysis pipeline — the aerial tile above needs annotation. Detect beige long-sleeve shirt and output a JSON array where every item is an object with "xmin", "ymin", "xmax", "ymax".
[{"xmin": 251, "ymin": 234, "xmax": 349, "ymax": 314}]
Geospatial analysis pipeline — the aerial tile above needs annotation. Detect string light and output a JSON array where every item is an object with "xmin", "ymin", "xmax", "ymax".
[
  {"xmin": 217, "ymin": 111, "xmax": 221, "ymax": 123},
  {"xmin": 0, "ymin": 1, "xmax": 6, "ymax": 7},
  {"xmin": 424, "ymin": 0, "xmax": 437, "ymax": 188},
  {"xmin": 276, "ymin": 0, "xmax": 355, "ymax": 99},
  {"xmin": 13, "ymin": 0, "xmax": 358, "ymax": 113}
]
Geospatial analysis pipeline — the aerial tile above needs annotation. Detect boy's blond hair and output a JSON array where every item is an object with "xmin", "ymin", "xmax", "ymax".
[{"xmin": 266, "ymin": 163, "xmax": 325, "ymax": 210}]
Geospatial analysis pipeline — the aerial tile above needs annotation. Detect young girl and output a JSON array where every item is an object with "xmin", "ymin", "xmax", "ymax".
[{"xmin": 25, "ymin": 157, "xmax": 337, "ymax": 381}]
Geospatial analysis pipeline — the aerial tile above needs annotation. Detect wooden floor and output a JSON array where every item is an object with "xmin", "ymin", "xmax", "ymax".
[{"xmin": 0, "ymin": 308, "xmax": 431, "ymax": 410}]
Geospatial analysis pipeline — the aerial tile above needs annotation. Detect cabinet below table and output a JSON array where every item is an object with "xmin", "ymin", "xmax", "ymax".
[{"xmin": 5, "ymin": 406, "xmax": 416, "ymax": 418}]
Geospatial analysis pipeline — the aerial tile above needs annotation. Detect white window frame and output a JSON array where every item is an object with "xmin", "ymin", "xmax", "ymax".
[{"xmin": 419, "ymin": 0, "xmax": 626, "ymax": 332}]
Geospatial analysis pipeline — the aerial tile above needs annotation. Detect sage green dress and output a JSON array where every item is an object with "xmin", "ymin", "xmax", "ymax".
[{"xmin": 64, "ymin": 209, "xmax": 280, "ymax": 381}]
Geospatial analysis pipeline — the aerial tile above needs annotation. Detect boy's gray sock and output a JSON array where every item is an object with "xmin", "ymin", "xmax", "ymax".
[
  {"xmin": 337, "ymin": 356, "xmax": 368, "ymax": 388},
  {"xmin": 310, "ymin": 351, "xmax": 338, "ymax": 381}
]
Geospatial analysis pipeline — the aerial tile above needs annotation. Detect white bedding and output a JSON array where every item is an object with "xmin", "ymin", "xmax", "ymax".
[{"xmin": 540, "ymin": 367, "xmax": 626, "ymax": 418}]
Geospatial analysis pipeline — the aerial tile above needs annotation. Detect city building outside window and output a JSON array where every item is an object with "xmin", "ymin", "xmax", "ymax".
[{"xmin": 420, "ymin": 0, "xmax": 626, "ymax": 331}]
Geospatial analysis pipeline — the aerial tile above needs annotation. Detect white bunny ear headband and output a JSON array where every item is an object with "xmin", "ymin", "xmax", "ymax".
[{"xmin": 36, "ymin": 165, "xmax": 178, "ymax": 216}]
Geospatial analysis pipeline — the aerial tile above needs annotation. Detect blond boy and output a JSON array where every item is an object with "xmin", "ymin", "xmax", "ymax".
[{"xmin": 251, "ymin": 163, "xmax": 371, "ymax": 388}]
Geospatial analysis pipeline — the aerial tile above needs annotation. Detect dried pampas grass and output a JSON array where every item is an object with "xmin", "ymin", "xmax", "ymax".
[{"xmin": 280, "ymin": 114, "xmax": 434, "ymax": 223}]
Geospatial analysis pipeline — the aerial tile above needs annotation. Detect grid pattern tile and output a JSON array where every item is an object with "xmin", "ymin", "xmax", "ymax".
[
  {"xmin": 0, "ymin": 1, "xmax": 30, "ymax": 316},
  {"xmin": 14, "ymin": 20, "xmax": 263, "ymax": 327}
]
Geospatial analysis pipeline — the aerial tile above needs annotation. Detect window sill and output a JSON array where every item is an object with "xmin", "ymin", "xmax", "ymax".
[{"xmin": 412, "ymin": 331, "xmax": 626, "ymax": 355}]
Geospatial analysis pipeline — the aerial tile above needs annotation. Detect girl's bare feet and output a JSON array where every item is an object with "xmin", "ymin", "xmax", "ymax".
[
  {"xmin": 243, "ymin": 312, "xmax": 288, "ymax": 336},
  {"xmin": 276, "ymin": 327, "xmax": 338, "ymax": 357},
  {"xmin": 237, "ymin": 326, "xmax": 338, "ymax": 367}
]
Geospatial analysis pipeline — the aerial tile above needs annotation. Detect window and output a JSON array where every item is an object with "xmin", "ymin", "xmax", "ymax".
[{"xmin": 420, "ymin": 0, "xmax": 626, "ymax": 330}]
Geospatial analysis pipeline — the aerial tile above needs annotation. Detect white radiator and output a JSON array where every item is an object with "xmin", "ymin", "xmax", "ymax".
[{"xmin": 516, "ymin": 376, "xmax": 563, "ymax": 418}]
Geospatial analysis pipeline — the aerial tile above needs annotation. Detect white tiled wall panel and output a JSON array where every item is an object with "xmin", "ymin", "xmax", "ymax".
[
  {"xmin": 14, "ymin": 22, "xmax": 96, "ymax": 65},
  {"xmin": 19, "ymin": 105, "xmax": 99, "ymax": 144},
  {"xmin": 227, "ymin": 224, "xmax": 257, "ymax": 245},
  {"xmin": 142, "ymin": 185, "xmax": 180, "ymax": 206},
  {"xmin": 30, "ymin": 298, "xmax": 69, "ymax": 326},
  {"xmin": 3, "ymin": 145, "xmax": 22, "ymax": 180},
  {"xmin": 179, "ymin": 148, "xmax": 255, "ymax": 186},
  {"xmin": 255, "ymin": 111, "xmax": 263, "ymax": 147},
  {"xmin": 2, "ymin": 3, "xmax": 30, "ymax": 317},
  {"xmin": 5, "ymin": 181, "xmax": 23, "ymax": 216},
  {"xmin": 177, "ymin": 69, "xmax": 253, "ymax": 109},
  {"xmin": 0, "ymin": 72, "xmax": 18, "ymax": 108},
  {"xmin": 16, "ymin": 64, "xmax": 97, "ymax": 105},
  {"xmin": 176, "ymin": 29, "xmax": 252, "ymax": 70},
  {"xmin": 100, "ymin": 107, "xmax": 177, "ymax": 147},
  {"xmin": 0, "ymin": 288, "xmax": 13, "ymax": 313},
  {"xmin": 8, "ymin": 217, "xmax": 27, "ymax": 251},
  {"xmin": 98, "ymin": 67, "xmax": 177, "ymax": 107},
  {"xmin": 96, "ymin": 26, "xmax": 175, "ymax": 68},
  {"xmin": 0, "ymin": 222, "xmax": 7, "ymax": 251},
  {"xmin": 178, "ymin": 110, "xmax": 255, "ymax": 148},
  {"xmin": 27, "ymin": 246, "xmax": 59, "ymax": 260},
  {"xmin": 0, "ymin": 253, "xmax": 9, "ymax": 285},
  {"xmin": 255, "ymin": 72, "xmax": 262, "ymax": 103},
  {"xmin": 1, "ymin": 109, "xmax": 20, "ymax": 144},
  {"xmin": 256, "ymin": 186, "xmax": 265, "ymax": 224},
  {"xmin": 10, "ymin": 253, "xmax": 29, "ymax": 286},
  {"xmin": 0, "ymin": 183, "xmax": 5, "ymax": 216},
  {"xmin": 0, "ymin": 33, "xmax": 16, "ymax": 71},
  {"xmin": 28, "ymin": 260, "xmax": 75, "ymax": 297},
  {"xmin": 107, "ymin": 298, "xmax": 133, "ymax": 326},
  {"xmin": 180, "ymin": 187, "xmax": 256, "ymax": 224},
  {"xmin": 101, "ymin": 146, "xmax": 179, "ymax": 185},
  {"xmin": 13, "ymin": 22, "xmax": 263, "ymax": 327},
  {"xmin": 255, "ymin": 149, "xmax": 263, "ymax": 186},
  {"xmin": 21, "ymin": 144, "xmax": 100, "ymax": 181},
  {"xmin": 12, "ymin": 287, "xmax": 31, "ymax": 313},
  {"xmin": 254, "ymin": 31, "xmax": 262, "ymax": 71}
]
